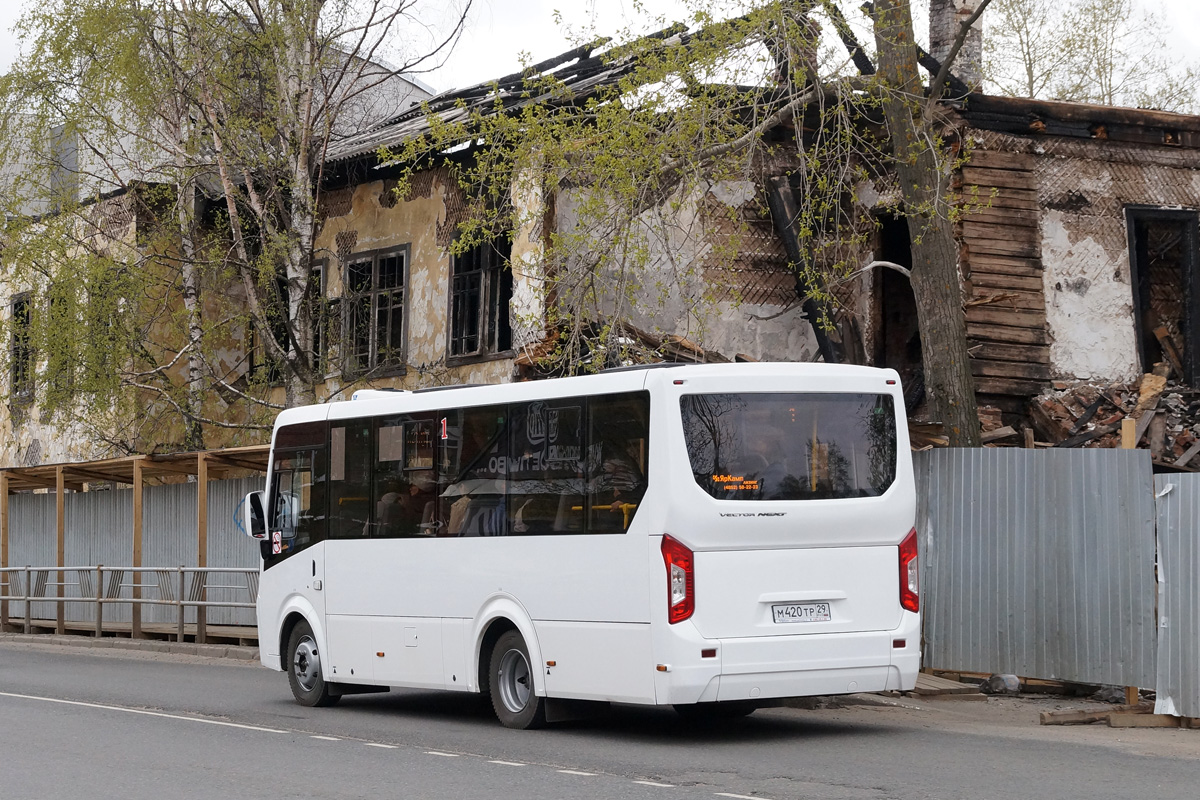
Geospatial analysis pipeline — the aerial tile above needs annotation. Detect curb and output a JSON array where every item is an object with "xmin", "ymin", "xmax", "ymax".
[{"xmin": 0, "ymin": 632, "xmax": 259, "ymax": 661}]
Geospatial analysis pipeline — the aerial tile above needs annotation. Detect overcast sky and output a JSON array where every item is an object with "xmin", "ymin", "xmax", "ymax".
[{"xmin": 0, "ymin": 0, "xmax": 1196, "ymax": 95}]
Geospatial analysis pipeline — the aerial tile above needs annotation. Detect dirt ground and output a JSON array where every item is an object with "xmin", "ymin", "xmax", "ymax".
[{"xmin": 810, "ymin": 692, "xmax": 1200, "ymax": 760}]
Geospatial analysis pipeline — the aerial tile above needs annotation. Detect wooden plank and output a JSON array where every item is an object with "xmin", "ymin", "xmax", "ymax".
[
  {"xmin": 1175, "ymin": 439, "xmax": 1200, "ymax": 468},
  {"xmin": 1154, "ymin": 326, "xmax": 1185, "ymax": 379},
  {"xmin": 56, "ymin": 466, "xmax": 65, "ymax": 636},
  {"xmin": 1040, "ymin": 705, "xmax": 1147, "ymax": 726},
  {"xmin": 1108, "ymin": 714, "xmax": 1181, "ymax": 728},
  {"xmin": 132, "ymin": 458, "xmax": 144, "ymax": 640},
  {"xmin": 967, "ymin": 150, "xmax": 1036, "ymax": 171},
  {"xmin": 966, "ymin": 237, "xmax": 1041, "ymax": 259},
  {"xmin": 973, "ymin": 376, "xmax": 1048, "ymax": 396},
  {"xmin": 981, "ymin": 426, "xmax": 1019, "ymax": 443},
  {"xmin": 972, "ymin": 272, "xmax": 1045, "ymax": 292},
  {"xmin": 961, "ymin": 184, "xmax": 1038, "ymax": 202},
  {"xmin": 1055, "ymin": 423, "xmax": 1119, "ymax": 448},
  {"xmin": 968, "ymin": 341, "xmax": 1051, "ymax": 364},
  {"xmin": 0, "ymin": 472, "xmax": 7, "ymax": 628},
  {"xmin": 967, "ymin": 322, "xmax": 1049, "ymax": 345},
  {"xmin": 962, "ymin": 221, "xmax": 1041, "ymax": 242},
  {"xmin": 961, "ymin": 166, "xmax": 1037, "ymax": 191},
  {"xmin": 1122, "ymin": 417, "xmax": 1137, "ymax": 449},
  {"xmin": 966, "ymin": 306, "xmax": 1046, "ymax": 329},
  {"xmin": 961, "ymin": 205, "xmax": 1041, "ymax": 225},
  {"xmin": 197, "ymin": 454, "xmax": 209, "ymax": 645},
  {"xmin": 971, "ymin": 358, "xmax": 1052, "ymax": 380},
  {"xmin": 967, "ymin": 289, "xmax": 1046, "ymax": 312},
  {"xmin": 966, "ymin": 253, "xmax": 1043, "ymax": 276},
  {"xmin": 958, "ymin": 188, "xmax": 1041, "ymax": 211}
]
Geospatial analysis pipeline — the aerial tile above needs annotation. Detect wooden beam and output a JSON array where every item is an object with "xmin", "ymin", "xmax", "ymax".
[
  {"xmin": 1, "ymin": 471, "xmax": 8, "ymax": 628},
  {"xmin": 966, "ymin": 150, "xmax": 1036, "ymax": 171},
  {"xmin": 197, "ymin": 454, "xmax": 208, "ymax": 644},
  {"xmin": 56, "ymin": 466, "xmax": 65, "ymax": 635},
  {"xmin": 966, "ymin": 322, "xmax": 1049, "ymax": 346},
  {"xmin": 132, "ymin": 458, "xmax": 144, "ymax": 639}
]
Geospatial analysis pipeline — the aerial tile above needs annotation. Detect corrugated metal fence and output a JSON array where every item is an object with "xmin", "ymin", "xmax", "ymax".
[
  {"xmin": 1152, "ymin": 474, "xmax": 1200, "ymax": 719},
  {"xmin": 6, "ymin": 477, "xmax": 261, "ymax": 627},
  {"xmin": 915, "ymin": 448, "xmax": 1159, "ymax": 689}
]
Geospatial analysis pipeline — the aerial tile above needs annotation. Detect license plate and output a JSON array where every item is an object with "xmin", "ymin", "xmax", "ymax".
[{"xmin": 772, "ymin": 602, "xmax": 831, "ymax": 623}]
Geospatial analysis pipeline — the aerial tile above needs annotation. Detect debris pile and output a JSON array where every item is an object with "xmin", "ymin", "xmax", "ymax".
[{"xmin": 1029, "ymin": 369, "xmax": 1200, "ymax": 468}]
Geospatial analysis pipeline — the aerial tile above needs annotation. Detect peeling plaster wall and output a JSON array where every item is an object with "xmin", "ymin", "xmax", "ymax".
[
  {"xmin": 555, "ymin": 180, "xmax": 819, "ymax": 363},
  {"xmin": 966, "ymin": 130, "xmax": 1200, "ymax": 384},
  {"xmin": 1030, "ymin": 140, "xmax": 1200, "ymax": 381},
  {"xmin": 315, "ymin": 171, "xmax": 527, "ymax": 396}
]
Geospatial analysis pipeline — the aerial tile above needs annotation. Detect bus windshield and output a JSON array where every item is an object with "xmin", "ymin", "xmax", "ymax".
[{"xmin": 680, "ymin": 392, "xmax": 897, "ymax": 501}]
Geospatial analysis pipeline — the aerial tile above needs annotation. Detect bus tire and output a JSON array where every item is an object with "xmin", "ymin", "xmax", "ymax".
[
  {"xmin": 286, "ymin": 619, "xmax": 340, "ymax": 708},
  {"xmin": 489, "ymin": 629, "xmax": 546, "ymax": 729},
  {"xmin": 673, "ymin": 701, "xmax": 757, "ymax": 723}
]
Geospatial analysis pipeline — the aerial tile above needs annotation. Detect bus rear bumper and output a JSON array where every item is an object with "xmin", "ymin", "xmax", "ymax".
[{"xmin": 660, "ymin": 613, "xmax": 921, "ymax": 705}]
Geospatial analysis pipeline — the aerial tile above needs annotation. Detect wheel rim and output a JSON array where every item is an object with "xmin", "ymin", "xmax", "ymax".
[
  {"xmin": 293, "ymin": 635, "xmax": 320, "ymax": 693},
  {"xmin": 497, "ymin": 647, "xmax": 532, "ymax": 714}
]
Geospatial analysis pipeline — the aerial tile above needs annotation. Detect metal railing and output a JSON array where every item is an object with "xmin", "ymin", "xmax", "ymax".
[{"xmin": 0, "ymin": 565, "xmax": 258, "ymax": 643}]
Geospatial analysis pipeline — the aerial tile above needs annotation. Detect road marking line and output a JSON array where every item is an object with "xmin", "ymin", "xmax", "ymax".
[
  {"xmin": 634, "ymin": 780, "xmax": 675, "ymax": 787},
  {"xmin": 364, "ymin": 743, "xmax": 398, "ymax": 749},
  {"xmin": 716, "ymin": 794, "xmax": 771, "ymax": 800},
  {"xmin": 310, "ymin": 735, "xmax": 341, "ymax": 741},
  {"xmin": 558, "ymin": 770, "xmax": 597, "ymax": 776},
  {"xmin": 425, "ymin": 751, "xmax": 460, "ymax": 757},
  {"xmin": 0, "ymin": 691, "xmax": 287, "ymax": 734},
  {"xmin": 489, "ymin": 760, "xmax": 525, "ymax": 766}
]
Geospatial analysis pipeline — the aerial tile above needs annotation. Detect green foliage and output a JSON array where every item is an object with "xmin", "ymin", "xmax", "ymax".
[{"xmin": 390, "ymin": 1, "xmax": 918, "ymax": 373}]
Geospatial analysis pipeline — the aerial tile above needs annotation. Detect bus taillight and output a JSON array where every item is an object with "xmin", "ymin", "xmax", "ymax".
[
  {"xmin": 899, "ymin": 528, "xmax": 919, "ymax": 613},
  {"xmin": 661, "ymin": 535, "xmax": 695, "ymax": 624}
]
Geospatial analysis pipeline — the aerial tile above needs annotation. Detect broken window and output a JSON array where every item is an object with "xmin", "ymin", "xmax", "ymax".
[
  {"xmin": 345, "ymin": 249, "xmax": 407, "ymax": 375},
  {"xmin": 10, "ymin": 293, "xmax": 33, "ymax": 400},
  {"xmin": 448, "ymin": 240, "xmax": 512, "ymax": 359},
  {"xmin": 1127, "ymin": 208, "xmax": 1200, "ymax": 384}
]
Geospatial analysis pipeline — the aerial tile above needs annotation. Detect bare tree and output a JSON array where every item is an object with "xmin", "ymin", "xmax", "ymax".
[{"xmin": 1, "ymin": 0, "xmax": 472, "ymax": 452}]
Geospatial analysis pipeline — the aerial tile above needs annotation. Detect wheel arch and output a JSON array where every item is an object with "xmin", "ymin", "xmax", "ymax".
[
  {"xmin": 472, "ymin": 595, "xmax": 544, "ymax": 696},
  {"xmin": 276, "ymin": 596, "xmax": 325, "ymax": 672}
]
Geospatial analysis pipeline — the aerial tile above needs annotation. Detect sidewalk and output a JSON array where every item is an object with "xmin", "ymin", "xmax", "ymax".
[{"xmin": 0, "ymin": 631, "xmax": 259, "ymax": 661}]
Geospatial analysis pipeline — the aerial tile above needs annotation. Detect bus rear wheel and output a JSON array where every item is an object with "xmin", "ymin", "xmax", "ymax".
[
  {"xmin": 489, "ymin": 630, "xmax": 546, "ymax": 729},
  {"xmin": 286, "ymin": 619, "xmax": 340, "ymax": 707}
]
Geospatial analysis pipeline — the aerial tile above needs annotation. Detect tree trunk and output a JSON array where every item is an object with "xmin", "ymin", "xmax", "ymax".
[{"xmin": 873, "ymin": 0, "xmax": 981, "ymax": 446}]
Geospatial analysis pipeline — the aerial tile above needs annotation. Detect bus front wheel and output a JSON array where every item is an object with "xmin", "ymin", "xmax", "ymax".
[
  {"xmin": 286, "ymin": 619, "xmax": 340, "ymax": 707},
  {"xmin": 489, "ymin": 630, "xmax": 546, "ymax": 729}
]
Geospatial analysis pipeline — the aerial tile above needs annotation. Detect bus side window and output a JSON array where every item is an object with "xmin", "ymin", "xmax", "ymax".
[
  {"xmin": 329, "ymin": 421, "xmax": 372, "ymax": 539},
  {"xmin": 587, "ymin": 392, "xmax": 650, "ymax": 533},
  {"xmin": 508, "ymin": 400, "xmax": 585, "ymax": 535},
  {"xmin": 373, "ymin": 415, "xmax": 437, "ymax": 538},
  {"xmin": 437, "ymin": 405, "xmax": 508, "ymax": 536}
]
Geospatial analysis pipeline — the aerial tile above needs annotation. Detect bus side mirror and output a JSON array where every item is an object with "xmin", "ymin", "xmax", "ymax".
[{"xmin": 244, "ymin": 491, "xmax": 267, "ymax": 540}]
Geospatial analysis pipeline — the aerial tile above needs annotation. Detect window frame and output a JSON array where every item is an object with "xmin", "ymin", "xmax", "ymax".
[
  {"xmin": 9, "ymin": 292, "xmax": 34, "ymax": 402},
  {"xmin": 1125, "ymin": 205, "xmax": 1200, "ymax": 384},
  {"xmin": 342, "ymin": 246, "xmax": 410, "ymax": 378},
  {"xmin": 446, "ymin": 239, "xmax": 514, "ymax": 366}
]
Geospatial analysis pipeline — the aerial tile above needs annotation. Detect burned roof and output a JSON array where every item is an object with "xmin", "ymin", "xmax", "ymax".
[
  {"xmin": 324, "ymin": 26, "xmax": 688, "ymax": 166},
  {"xmin": 956, "ymin": 93, "xmax": 1200, "ymax": 149}
]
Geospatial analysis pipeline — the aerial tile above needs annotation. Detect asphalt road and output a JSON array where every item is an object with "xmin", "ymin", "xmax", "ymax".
[{"xmin": 1, "ymin": 640, "xmax": 1197, "ymax": 800}]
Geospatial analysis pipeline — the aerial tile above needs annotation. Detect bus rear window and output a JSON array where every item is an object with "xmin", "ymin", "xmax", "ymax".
[{"xmin": 680, "ymin": 393, "xmax": 897, "ymax": 500}]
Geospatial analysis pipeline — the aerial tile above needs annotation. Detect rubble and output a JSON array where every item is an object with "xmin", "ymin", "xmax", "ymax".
[{"xmin": 1028, "ymin": 368, "xmax": 1200, "ymax": 469}]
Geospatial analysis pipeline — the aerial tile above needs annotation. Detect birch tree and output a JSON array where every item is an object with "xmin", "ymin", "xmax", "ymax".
[{"xmin": 0, "ymin": 0, "xmax": 470, "ymax": 452}]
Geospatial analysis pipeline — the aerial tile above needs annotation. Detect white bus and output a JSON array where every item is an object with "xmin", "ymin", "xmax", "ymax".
[{"xmin": 243, "ymin": 362, "xmax": 919, "ymax": 728}]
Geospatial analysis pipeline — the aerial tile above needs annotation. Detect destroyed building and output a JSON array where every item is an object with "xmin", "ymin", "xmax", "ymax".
[{"xmin": 2, "ymin": 4, "xmax": 1199, "ymax": 468}]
